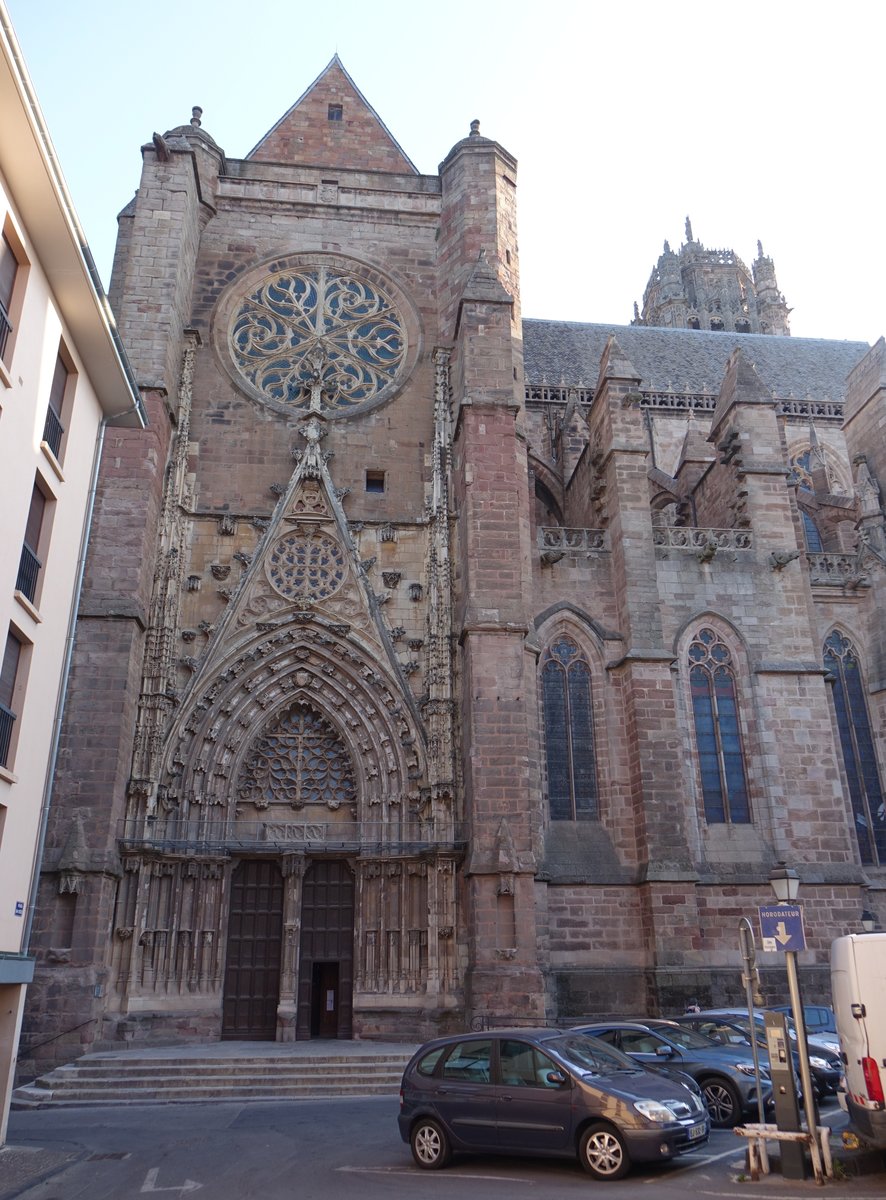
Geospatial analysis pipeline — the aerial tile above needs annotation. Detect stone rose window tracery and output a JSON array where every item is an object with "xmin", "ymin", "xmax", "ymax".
[
  {"xmin": 267, "ymin": 532, "xmax": 346, "ymax": 601},
  {"xmin": 230, "ymin": 264, "xmax": 407, "ymax": 412},
  {"xmin": 238, "ymin": 703, "xmax": 357, "ymax": 811}
]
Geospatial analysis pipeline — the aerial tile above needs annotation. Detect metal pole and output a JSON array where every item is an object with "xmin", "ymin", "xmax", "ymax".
[
  {"xmin": 785, "ymin": 949, "xmax": 819, "ymax": 1134},
  {"xmin": 738, "ymin": 917, "xmax": 766, "ymax": 1126}
]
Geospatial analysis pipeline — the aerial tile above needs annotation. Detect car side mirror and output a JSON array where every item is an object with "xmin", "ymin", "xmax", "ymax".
[
  {"xmin": 544, "ymin": 1069, "xmax": 568, "ymax": 1086},
  {"xmin": 655, "ymin": 1045, "xmax": 674, "ymax": 1058}
]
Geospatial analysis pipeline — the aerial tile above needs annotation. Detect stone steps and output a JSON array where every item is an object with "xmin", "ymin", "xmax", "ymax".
[{"xmin": 12, "ymin": 1046, "xmax": 414, "ymax": 1109}]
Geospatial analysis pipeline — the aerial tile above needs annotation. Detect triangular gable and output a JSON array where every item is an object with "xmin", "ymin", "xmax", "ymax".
[
  {"xmin": 247, "ymin": 54, "xmax": 418, "ymax": 173},
  {"xmin": 708, "ymin": 347, "xmax": 774, "ymax": 436}
]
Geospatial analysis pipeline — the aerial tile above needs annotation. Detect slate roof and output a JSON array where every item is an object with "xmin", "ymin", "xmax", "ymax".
[{"xmin": 521, "ymin": 320, "xmax": 869, "ymax": 402}]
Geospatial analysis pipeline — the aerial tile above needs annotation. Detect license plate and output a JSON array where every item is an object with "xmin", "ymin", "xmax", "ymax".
[{"xmin": 688, "ymin": 1122, "xmax": 706, "ymax": 1140}]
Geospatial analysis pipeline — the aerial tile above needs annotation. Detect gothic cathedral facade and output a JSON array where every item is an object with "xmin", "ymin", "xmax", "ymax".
[{"xmin": 20, "ymin": 58, "xmax": 886, "ymax": 1071}]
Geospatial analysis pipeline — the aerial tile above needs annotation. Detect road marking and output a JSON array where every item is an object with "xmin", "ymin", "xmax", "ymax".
[
  {"xmin": 140, "ymin": 1168, "xmax": 203, "ymax": 1194},
  {"xmin": 337, "ymin": 1165, "xmax": 535, "ymax": 1183}
]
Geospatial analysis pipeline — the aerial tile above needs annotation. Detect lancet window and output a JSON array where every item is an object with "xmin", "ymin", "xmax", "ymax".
[
  {"xmin": 688, "ymin": 627, "xmax": 751, "ymax": 823},
  {"xmin": 541, "ymin": 637, "xmax": 598, "ymax": 820},
  {"xmin": 824, "ymin": 632, "xmax": 886, "ymax": 865}
]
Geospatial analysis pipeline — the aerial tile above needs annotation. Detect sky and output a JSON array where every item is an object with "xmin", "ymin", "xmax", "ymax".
[{"xmin": 6, "ymin": 0, "xmax": 885, "ymax": 344}]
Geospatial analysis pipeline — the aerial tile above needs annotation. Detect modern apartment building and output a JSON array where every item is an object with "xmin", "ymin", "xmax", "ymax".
[{"xmin": 0, "ymin": 4, "xmax": 144, "ymax": 1142}]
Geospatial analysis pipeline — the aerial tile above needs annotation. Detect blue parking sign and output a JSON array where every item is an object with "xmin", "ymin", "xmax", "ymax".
[{"xmin": 758, "ymin": 905, "xmax": 806, "ymax": 952}]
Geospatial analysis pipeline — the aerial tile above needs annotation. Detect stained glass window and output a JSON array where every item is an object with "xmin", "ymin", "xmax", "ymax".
[
  {"xmin": 237, "ymin": 704, "xmax": 356, "ymax": 811},
  {"xmin": 542, "ymin": 638, "xmax": 598, "ymax": 820},
  {"xmin": 824, "ymin": 632, "xmax": 886, "ymax": 865},
  {"xmin": 688, "ymin": 628, "xmax": 751, "ymax": 823},
  {"xmin": 230, "ymin": 265, "xmax": 406, "ymax": 411},
  {"xmin": 801, "ymin": 511, "xmax": 823, "ymax": 552}
]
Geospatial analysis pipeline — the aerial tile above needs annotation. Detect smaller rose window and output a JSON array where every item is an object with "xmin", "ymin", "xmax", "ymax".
[{"xmin": 267, "ymin": 533, "xmax": 346, "ymax": 601}]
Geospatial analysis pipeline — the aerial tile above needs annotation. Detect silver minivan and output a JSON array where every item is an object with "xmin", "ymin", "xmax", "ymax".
[{"xmin": 398, "ymin": 1027, "xmax": 709, "ymax": 1180}]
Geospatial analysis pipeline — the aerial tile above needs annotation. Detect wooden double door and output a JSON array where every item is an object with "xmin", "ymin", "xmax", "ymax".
[{"xmin": 221, "ymin": 858, "xmax": 353, "ymax": 1041}]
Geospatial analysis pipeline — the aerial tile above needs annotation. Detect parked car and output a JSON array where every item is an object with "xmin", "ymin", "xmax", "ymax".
[
  {"xmin": 398, "ymin": 1027, "xmax": 710, "ymax": 1180},
  {"xmin": 670, "ymin": 1013, "xmax": 803, "ymax": 1104},
  {"xmin": 683, "ymin": 1008, "xmax": 841, "ymax": 1098},
  {"xmin": 767, "ymin": 1003, "xmax": 838, "ymax": 1037},
  {"xmin": 575, "ymin": 1019, "xmax": 772, "ymax": 1127}
]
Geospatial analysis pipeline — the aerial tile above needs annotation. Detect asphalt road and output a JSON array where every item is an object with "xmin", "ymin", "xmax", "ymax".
[{"xmin": 2, "ymin": 1095, "xmax": 882, "ymax": 1200}]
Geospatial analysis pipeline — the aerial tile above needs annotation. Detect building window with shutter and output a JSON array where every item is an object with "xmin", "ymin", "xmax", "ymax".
[
  {"xmin": 688, "ymin": 627, "xmax": 751, "ymax": 823},
  {"xmin": 0, "ymin": 232, "xmax": 19, "ymax": 363},
  {"xmin": 16, "ymin": 483, "xmax": 46, "ymax": 606},
  {"xmin": 541, "ymin": 637, "xmax": 598, "ymax": 820},
  {"xmin": 824, "ymin": 631, "xmax": 886, "ymax": 865},
  {"xmin": 43, "ymin": 350, "xmax": 71, "ymax": 460},
  {"xmin": 0, "ymin": 631, "xmax": 23, "ymax": 769}
]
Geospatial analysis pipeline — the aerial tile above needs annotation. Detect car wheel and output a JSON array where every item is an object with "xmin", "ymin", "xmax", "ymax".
[
  {"xmin": 701, "ymin": 1077, "xmax": 742, "ymax": 1128},
  {"xmin": 579, "ymin": 1122, "xmax": 630, "ymax": 1180},
  {"xmin": 410, "ymin": 1118, "xmax": 452, "ymax": 1169}
]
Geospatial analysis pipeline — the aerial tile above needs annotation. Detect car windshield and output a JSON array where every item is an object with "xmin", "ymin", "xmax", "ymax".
[
  {"xmin": 722, "ymin": 1011, "xmax": 809, "ymax": 1045},
  {"xmin": 548, "ymin": 1033, "xmax": 642, "ymax": 1076},
  {"xmin": 653, "ymin": 1023, "xmax": 719, "ymax": 1050}
]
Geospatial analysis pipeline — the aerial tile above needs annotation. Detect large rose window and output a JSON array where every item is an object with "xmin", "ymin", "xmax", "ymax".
[{"xmin": 229, "ymin": 263, "xmax": 407, "ymax": 412}]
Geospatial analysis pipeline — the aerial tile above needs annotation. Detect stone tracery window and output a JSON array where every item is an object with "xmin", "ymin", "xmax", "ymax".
[
  {"xmin": 789, "ymin": 446, "xmax": 847, "ymax": 497},
  {"xmin": 541, "ymin": 637, "xmax": 598, "ymax": 820},
  {"xmin": 824, "ymin": 631, "xmax": 886, "ymax": 865},
  {"xmin": 801, "ymin": 510, "xmax": 823, "ymax": 552},
  {"xmin": 230, "ymin": 264, "xmax": 406, "ymax": 411},
  {"xmin": 267, "ymin": 531, "xmax": 346, "ymax": 601},
  {"xmin": 237, "ymin": 703, "xmax": 356, "ymax": 811},
  {"xmin": 688, "ymin": 627, "xmax": 751, "ymax": 823}
]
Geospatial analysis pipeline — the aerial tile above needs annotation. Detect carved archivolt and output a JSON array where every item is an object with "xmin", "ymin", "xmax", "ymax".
[{"xmin": 152, "ymin": 618, "xmax": 425, "ymax": 824}]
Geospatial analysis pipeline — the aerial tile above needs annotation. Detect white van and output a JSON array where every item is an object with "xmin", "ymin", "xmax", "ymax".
[{"xmin": 830, "ymin": 932, "xmax": 886, "ymax": 1149}]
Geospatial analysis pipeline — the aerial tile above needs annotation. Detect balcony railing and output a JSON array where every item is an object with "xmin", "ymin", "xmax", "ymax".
[
  {"xmin": 807, "ymin": 552, "xmax": 868, "ymax": 588},
  {"xmin": 524, "ymin": 383, "xmax": 844, "ymax": 422},
  {"xmin": 0, "ymin": 702, "xmax": 15, "ymax": 768},
  {"xmin": 15, "ymin": 543, "xmax": 41, "ymax": 603},
  {"xmin": 118, "ymin": 817, "xmax": 468, "ymax": 857},
  {"xmin": 0, "ymin": 302, "xmax": 11, "ymax": 362},
  {"xmin": 538, "ymin": 527, "xmax": 608, "ymax": 561},
  {"xmin": 42, "ymin": 405, "xmax": 64, "ymax": 458},
  {"xmin": 652, "ymin": 526, "xmax": 753, "ymax": 552}
]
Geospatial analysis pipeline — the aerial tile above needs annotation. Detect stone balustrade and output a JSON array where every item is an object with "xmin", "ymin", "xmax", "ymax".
[
  {"xmin": 652, "ymin": 526, "xmax": 753, "ymax": 552},
  {"xmin": 538, "ymin": 527, "xmax": 607, "ymax": 561}
]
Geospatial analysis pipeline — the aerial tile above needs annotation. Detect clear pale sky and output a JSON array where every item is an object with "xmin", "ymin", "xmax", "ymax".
[{"xmin": 6, "ymin": 0, "xmax": 884, "ymax": 344}]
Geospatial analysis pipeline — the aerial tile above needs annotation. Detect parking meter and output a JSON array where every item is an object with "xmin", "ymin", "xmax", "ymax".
[{"xmin": 763, "ymin": 1010, "xmax": 806, "ymax": 1179}]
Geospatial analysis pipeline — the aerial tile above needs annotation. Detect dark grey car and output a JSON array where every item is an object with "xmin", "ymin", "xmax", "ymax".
[
  {"xmin": 576, "ymin": 1020, "xmax": 772, "ymax": 1127},
  {"xmin": 398, "ymin": 1028, "xmax": 710, "ymax": 1180},
  {"xmin": 681, "ymin": 1007, "xmax": 842, "ymax": 1097}
]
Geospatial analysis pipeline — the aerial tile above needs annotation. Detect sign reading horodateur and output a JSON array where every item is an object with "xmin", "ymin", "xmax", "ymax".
[{"xmin": 758, "ymin": 905, "xmax": 806, "ymax": 953}]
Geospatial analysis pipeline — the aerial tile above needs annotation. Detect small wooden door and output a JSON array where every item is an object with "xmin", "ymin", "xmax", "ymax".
[
  {"xmin": 222, "ymin": 859, "xmax": 283, "ymax": 1040},
  {"xmin": 312, "ymin": 961, "xmax": 340, "ymax": 1037},
  {"xmin": 297, "ymin": 860, "xmax": 354, "ymax": 1039}
]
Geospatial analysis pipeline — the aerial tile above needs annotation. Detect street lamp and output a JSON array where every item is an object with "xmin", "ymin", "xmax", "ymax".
[
  {"xmin": 767, "ymin": 862, "xmax": 819, "ymax": 1142},
  {"xmin": 769, "ymin": 862, "xmax": 800, "ymax": 903},
  {"xmin": 860, "ymin": 909, "xmax": 876, "ymax": 933}
]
